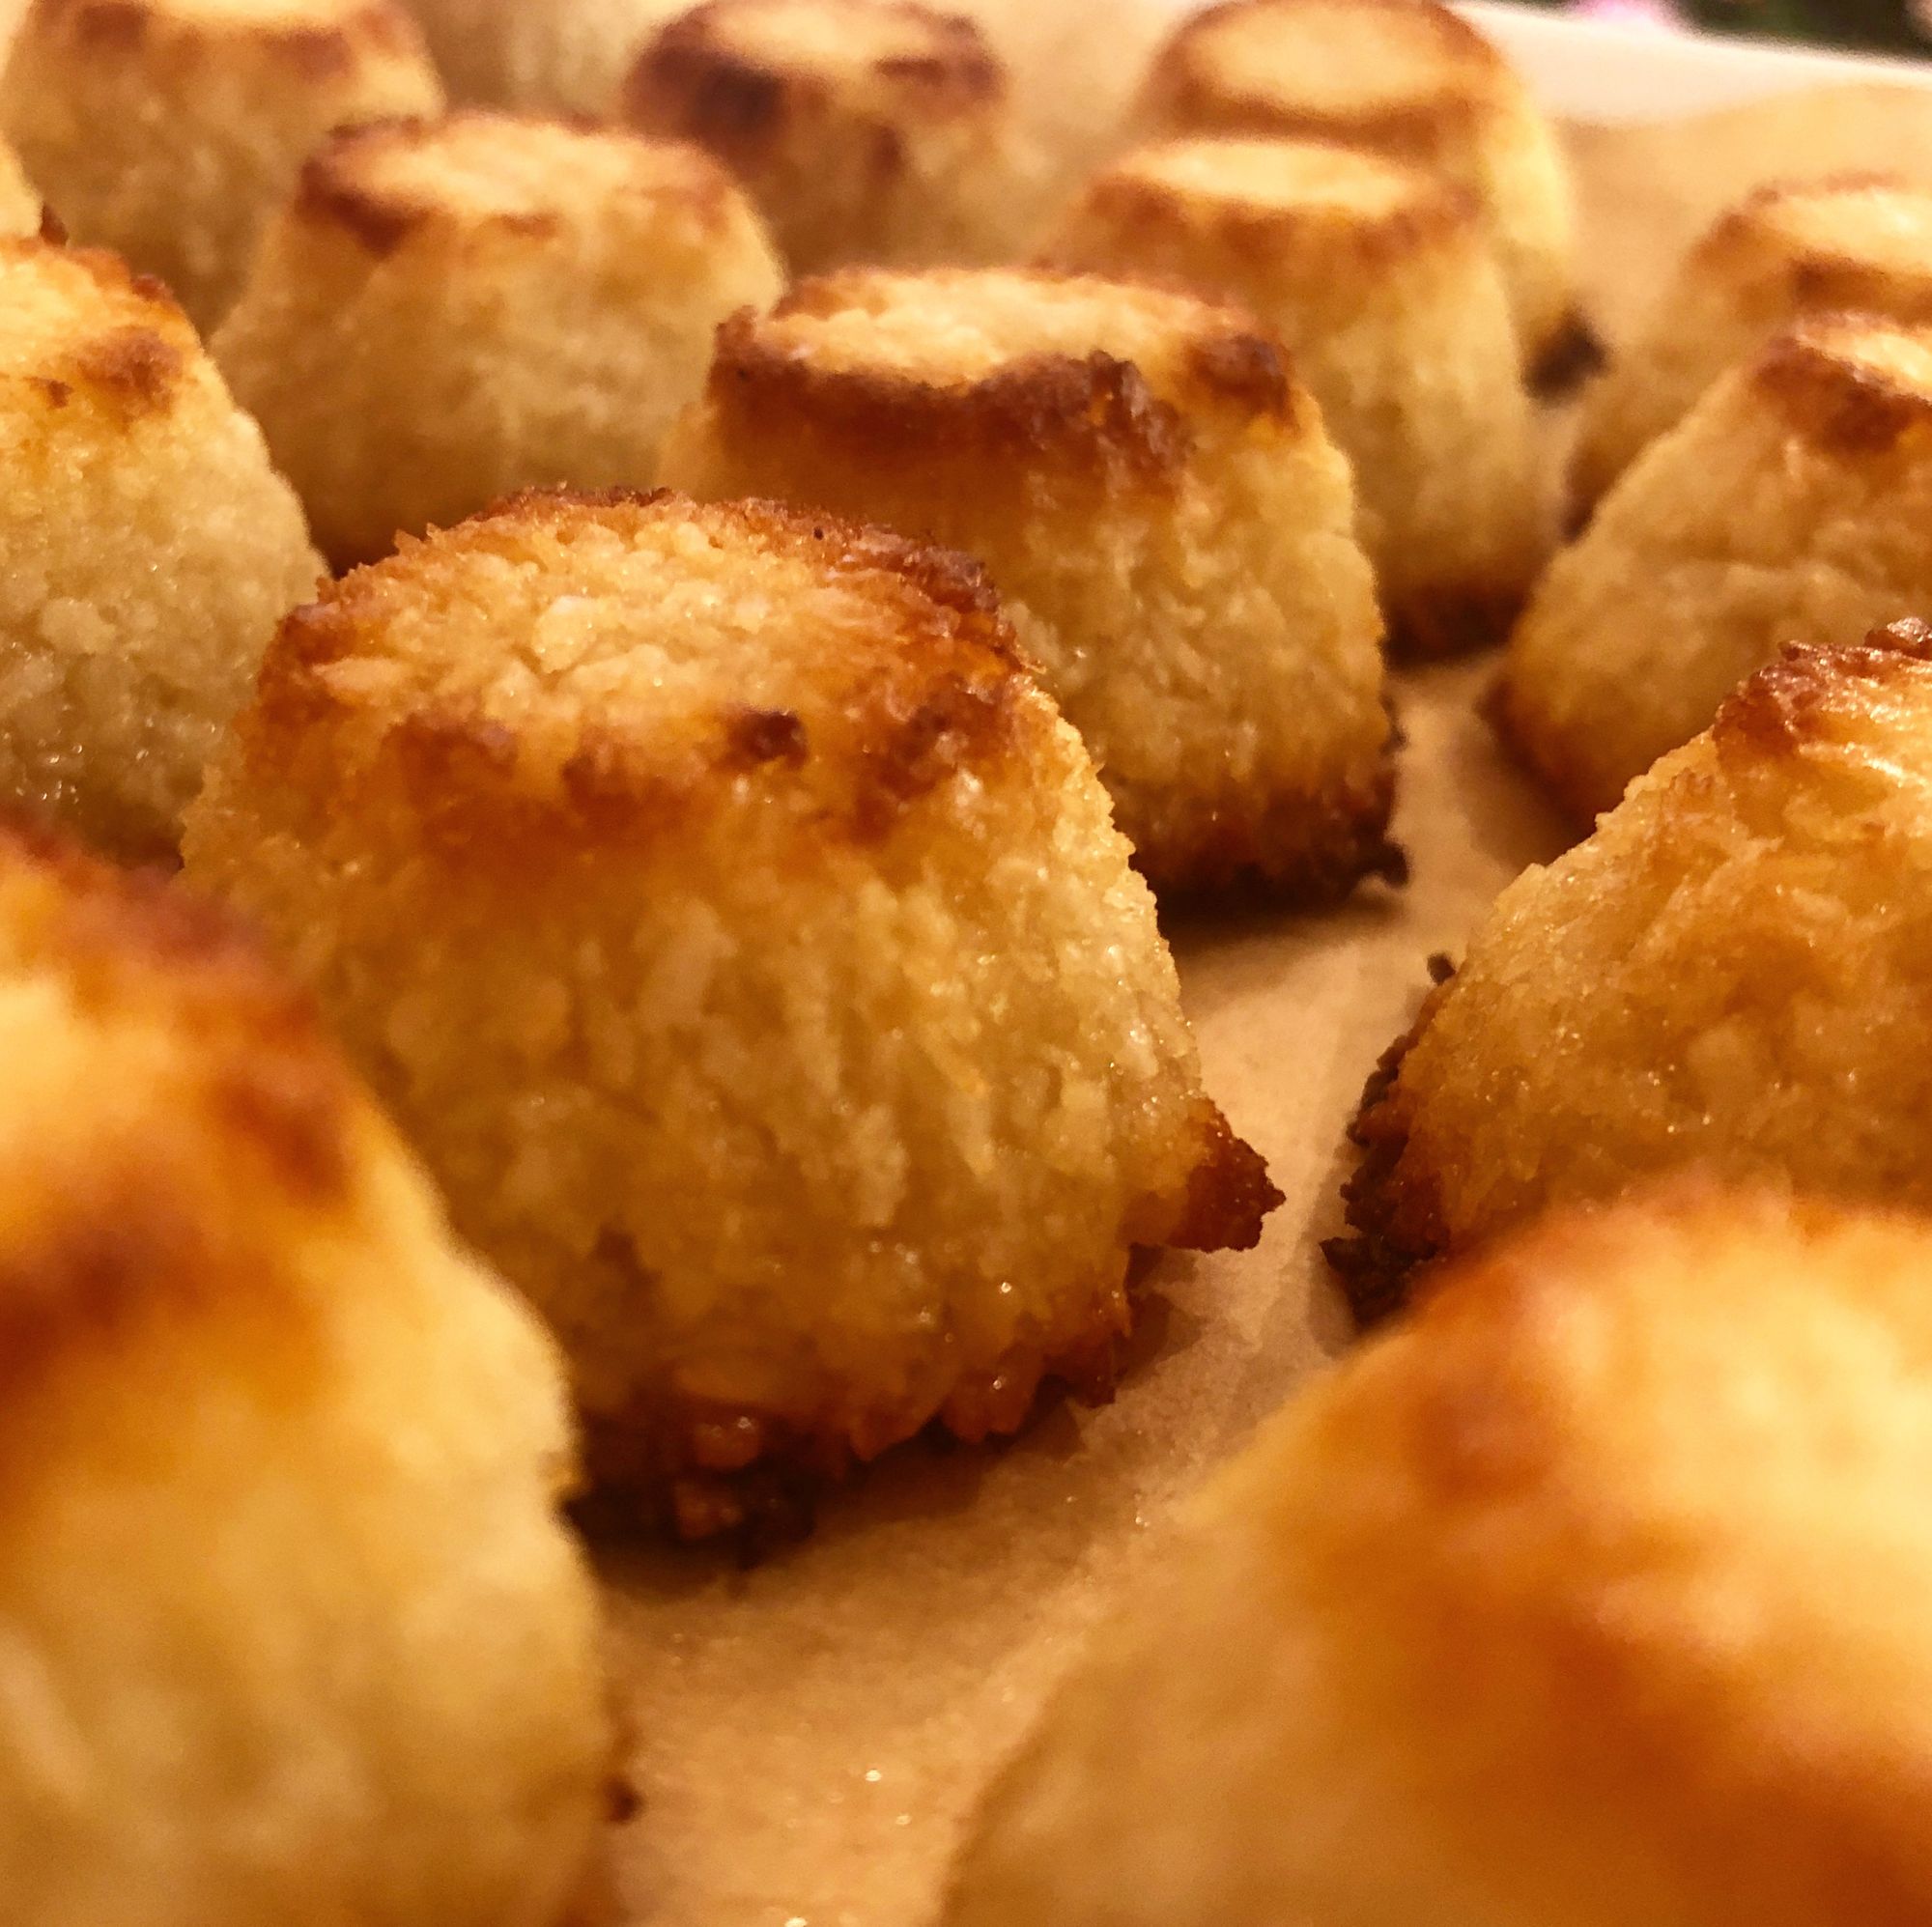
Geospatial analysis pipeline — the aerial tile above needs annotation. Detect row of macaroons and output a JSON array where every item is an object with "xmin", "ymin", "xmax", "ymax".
[
  {"xmin": 0, "ymin": 0, "xmax": 1586, "ymax": 357},
  {"xmin": 2, "ymin": 1, "xmax": 1932, "ymax": 1915},
  {"xmin": 15, "ymin": 625, "xmax": 1932, "ymax": 1920},
  {"xmin": 6, "ymin": 0, "xmax": 1932, "ymax": 883},
  {"xmin": 0, "ymin": 0, "xmax": 1591, "ymax": 895}
]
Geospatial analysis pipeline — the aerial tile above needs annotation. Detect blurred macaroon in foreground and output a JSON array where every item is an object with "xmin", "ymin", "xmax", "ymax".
[
  {"xmin": 0, "ymin": 815, "xmax": 611, "ymax": 1927},
  {"xmin": 950, "ymin": 1183, "xmax": 1932, "ymax": 1927}
]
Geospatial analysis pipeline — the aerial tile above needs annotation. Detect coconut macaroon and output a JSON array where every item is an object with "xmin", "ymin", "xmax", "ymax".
[
  {"xmin": 0, "ymin": 817, "xmax": 610, "ymax": 1923},
  {"xmin": 0, "ymin": 0, "xmax": 445, "ymax": 332},
  {"xmin": 181, "ymin": 489, "xmax": 1279, "ymax": 1535},
  {"xmin": 0, "ymin": 239, "xmax": 320, "ymax": 862},
  {"xmin": 661, "ymin": 268, "xmax": 1399, "ymax": 897},
  {"xmin": 1331, "ymin": 639, "xmax": 1932, "ymax": 1318},
  {"xmin": 1573, "ymin": 175, "xmax": 1932, "ymax": 514},
  {"xmin": 402, "ymin": 0, "xmax": 687, "ymax": 114},
  {"xmin": 1137, "ymin": 0, "xmax": 1586, "ymax": 387},
  {"xmin": 1043, "ymin": 136, "xmax": 1552, "ymax": 657},
  {"xmin": 949, "ymin": 1185, "xmax": 1932, "ymax": 1927},
  {"xmin": 621, "ymin": 0, "xmax": 1036, "ymax": 274},
  {"xmin": 1498, "ymin": 314, "xmax": 1932, "ymax": 825},
  {"xmin": 213, "ymin": 114, "xmax": 784, "ymax": 570}
]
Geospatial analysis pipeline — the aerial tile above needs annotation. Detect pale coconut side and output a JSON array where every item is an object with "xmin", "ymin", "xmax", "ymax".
[
  {"xmin": 214, "ymin": 113, "xmax": 784, "ymax": 568},
  {"xmin": 0, "ymin": 238, "xmax": 322, "ymax": 861}
]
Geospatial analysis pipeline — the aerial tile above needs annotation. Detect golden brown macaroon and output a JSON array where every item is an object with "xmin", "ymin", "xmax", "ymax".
[
  {"xmin": 0, "ymin": 815, "xmax": 610, "ymax": 1926},
  {"xmin": 181, "ymin": 489, "xmax": 1279, "ymax": 1537},
  {"xmin": 621, "ymin": 0, "xmax": 1037, "ymax": 274},
  {"xmin": 401, "ymin": 0, "xmax": 687, "ymax": 115},
  {"xmin": 1498, "ymin": 314, "xmax": 1932, "ymax": 826},
  {"xmin": 1573, "ymin": 175, "xmax": 1932, "ymax": 516},
  {"xmin": 213, "ymin": 113, "xmax": 784, "ymax": 569},
  {"xmin": 1333, "ymin": 639, "xmax": 1932, "ymax": 1316},
  {"xmin": 1043, "ymin": 135, "xmax": 1553, "ymax": 658},
  {"xmin": 0, "ymin": 238, "xmax": 321, "ymax": 862},
  {"xmin": 660, "ymin": 267, "xmax": 1399, "ymax": 899},
  {"xmin": 1137, "ymin": 0, "xmax": 1587, "ymax": 388},
  {"xmin": 0, "ymin": 0, "xmax": 445, "ymax": 332},
  {"xmin": 949, "ymin": 1185, "xmax": 1932, "ymax": 1927}
]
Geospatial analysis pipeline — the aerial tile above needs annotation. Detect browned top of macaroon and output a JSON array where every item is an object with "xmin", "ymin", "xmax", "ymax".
[
  {"xmin": 625, "ymin": 0, "xmax": 1002, "ymax": 146},
  {"xmin": 21, "ymin": 0, "xmax": 430, "ymax": 73},
  {"xmin": 701, "ymin": 267, "xmax": 1300, "ymax": 485},
  {"xmin": 0, "ymin": 236, "xmax": 196, "ymax": 422},
  {"xmin": 1711, "ymin": 637, "xmax": 1932, "ymax": 769},
  {"xmin": 0, "ymin": 814, "xmax": 370, "ymax": 1408},
  {"xmin": 237, "ymin": 488, "xmax": 1044, "ymax": 858},
  {"xmin": 295, "ymin": 112, "xmax": 748, "ymax": 256},
  {"xmin": 1059, "ymin": 135, "xmax": 1477, "ymax": 270},
  {"xmin": 1697, "ymin": 175, "xmax": 1932, "ymax": 314},
  {"xmin": 1143, "ymin": 0, "xmax": 1511, "ymax": 141},
  {"xmin": 1748, "ymin": 314, "xmax": 1932, "ymax": 456}
]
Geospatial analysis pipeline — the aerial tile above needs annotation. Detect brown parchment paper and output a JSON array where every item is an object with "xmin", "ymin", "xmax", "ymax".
[{"xmin": 594, "ymin": 80, "xmax": 1932, "ymax": 1927}]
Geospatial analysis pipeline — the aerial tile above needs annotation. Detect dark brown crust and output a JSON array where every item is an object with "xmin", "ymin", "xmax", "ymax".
[
  {"xmin": 1162, "ymin": 1101, "xmax": 1284, "ymax": 1251},
  {"xmin": 577, "ymin": 1279, "xmax": 1134, "ymax": 1545},
  {"xmin": 294, "ymin": 112, "xmax": 737, "ymax": 258},
  {"xmin": 0, "ymin": 812, "xmax": 364, "ymax": 1395},
  {"xmin": 624, "ymin": 0, "xmax": 1002, "ymax": 164},
  {"xmin": 68, "ymin": 324, "xmax": 183, "ymax": 416},
  {"xmin": 1385, "ymin": 580, "xmax": 1528, "ymax": 663},
  {"xmin": 1143, "ymin": 0, "xmax": 1504, "ymax": 144},
  {"xmin": 44, "ymin": 0, "xmax": 428, "ymax": 72},
  {"xmin": 706, "ymin": 272, "xmax": 1297, "ymax": 489},
  {"xmin": 1321, "ymin": 954, "xmax": 1454, "ymax": 1325},
  {"xmin": 1528, "ymin": 306, "xmax": 1605, "ymax": 399},
  {"xmin": 1710, "ymin": 634, "xmax": 1932, "ymax": 766},
  {"xmin": 1133, "ymin": 735, "xmax": 1406, "ymax": 904},
  {"xmin": 243, "ymin": 487, "xmax": 1039, "ymax": 858},
  {"xmin": 1749, "ymin": 316, "xmax": 1932, "ymax": 455},
  {"xmin": 0, "ymin": 236, "xmax": 197, "ymax": 418}
]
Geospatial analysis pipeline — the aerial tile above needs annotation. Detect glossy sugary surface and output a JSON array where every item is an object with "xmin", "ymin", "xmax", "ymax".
[{"xmin": 1351, "ymin": 640, "xmax": 1932, "ymax": 1282}]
